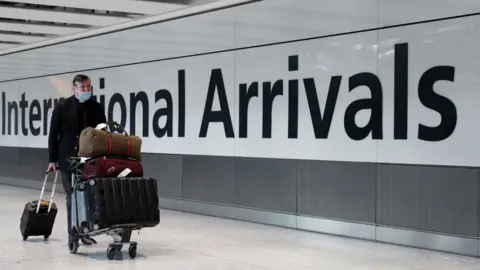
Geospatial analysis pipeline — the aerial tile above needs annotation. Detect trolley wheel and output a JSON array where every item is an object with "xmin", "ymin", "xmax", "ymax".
[
  {"xmin": 128, "ymin": 244, "xmax": 137, "ymax": 259},
  {"xmin": 44, "ymin": 234, "xmax": 49, "ymax": 241},
  {"xmin": 68, "ymin": 240, "xmax": 79, "ymax": 254},
  {"xmin": 107, "ymin": 246, "xmax": 116, "ymax": 260}
]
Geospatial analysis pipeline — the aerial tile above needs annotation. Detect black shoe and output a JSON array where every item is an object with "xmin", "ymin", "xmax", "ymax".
[{"xmin": 81, "ymin": 235, "xmax": 97, "ymax": 245}]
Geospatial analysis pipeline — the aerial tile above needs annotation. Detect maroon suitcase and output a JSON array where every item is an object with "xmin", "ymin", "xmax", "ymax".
[{"xmin": 82, "ymin": 156, "xmax": 144, "ymax": 180}]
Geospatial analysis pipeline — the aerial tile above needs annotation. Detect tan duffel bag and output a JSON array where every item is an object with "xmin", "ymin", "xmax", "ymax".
[{"xmin": 77, "ymin": 122, "xmax": 142, "ymax": 161}]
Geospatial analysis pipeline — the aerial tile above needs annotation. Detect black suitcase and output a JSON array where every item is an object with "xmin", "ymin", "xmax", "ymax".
[
  {"xmin": 20, "ymin": 171, "xmax": 59, "ymax": 241},
  {"xmin": 71, "ymin": 177, "xmax": 160, "ymax": 234}
]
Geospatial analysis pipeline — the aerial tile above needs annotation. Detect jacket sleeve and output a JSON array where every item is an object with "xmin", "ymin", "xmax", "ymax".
[
  {"xmin": 98, "ymin": 104, "xmax": 107, "ymax": 124},
  {"xmin": 48, "ymin": 103, "xmax": 62, "ymax": 163}
]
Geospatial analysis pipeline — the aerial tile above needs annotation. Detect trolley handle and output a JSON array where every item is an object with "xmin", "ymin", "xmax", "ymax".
[{"xmin": 36, "ymin": 169, "xmax": 59, "ymax": 214}]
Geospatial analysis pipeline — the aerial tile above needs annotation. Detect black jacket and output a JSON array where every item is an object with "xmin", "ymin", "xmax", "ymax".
[{"xmin": 48, "ymin": 95, "xmax": 106, "ymax": 171}]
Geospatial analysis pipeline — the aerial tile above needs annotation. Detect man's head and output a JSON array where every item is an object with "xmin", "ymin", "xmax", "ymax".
[{"xmin": 72, "ymin": 74, "xmax": 92, "ymax": 103}]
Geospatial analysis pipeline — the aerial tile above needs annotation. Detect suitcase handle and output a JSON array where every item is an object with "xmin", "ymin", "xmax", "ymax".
[
  {"xmin": 36, "ymin": 170, "xmax": 59, "ymax": 214},
  {"xmin": 95, "ymin": 122, "xmax": 128, "ymax": 136}
]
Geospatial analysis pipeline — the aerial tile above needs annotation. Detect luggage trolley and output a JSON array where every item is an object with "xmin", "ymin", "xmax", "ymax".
[{"xmin": 67, "ymin": 157, "xmax": 141, "ymax": 260}]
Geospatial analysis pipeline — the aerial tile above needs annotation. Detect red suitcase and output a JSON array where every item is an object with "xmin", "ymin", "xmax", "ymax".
[{"xmin": 82, "ymin": 156, "xmax": 144, "ymax": 180}]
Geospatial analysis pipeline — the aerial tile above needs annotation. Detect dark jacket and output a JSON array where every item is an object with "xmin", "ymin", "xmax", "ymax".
[{"xmin": 48, "ymin": 95, "xmax": 106, "ymax": 172}]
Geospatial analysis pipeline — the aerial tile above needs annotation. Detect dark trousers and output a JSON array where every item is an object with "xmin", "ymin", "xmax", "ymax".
[{"xmin": 60, "ymin": 170, "xmax": 75, "ymax": 240}]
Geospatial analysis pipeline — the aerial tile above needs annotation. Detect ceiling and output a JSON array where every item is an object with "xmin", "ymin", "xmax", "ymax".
[{"xmin": 0, "ymin": 0, "xmax": 197, "ymax": 51}]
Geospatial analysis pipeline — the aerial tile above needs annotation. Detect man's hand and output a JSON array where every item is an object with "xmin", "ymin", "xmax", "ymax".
[{"xmin": 46, "ymin": 162, "xmax": 57, "ymax": 173}]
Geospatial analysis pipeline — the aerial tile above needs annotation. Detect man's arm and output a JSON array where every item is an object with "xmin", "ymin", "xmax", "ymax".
[
  {"xmin": 94, "ymin": 103, "xmax": 107, "ymax": 127},
  {"xmin": 48, "ymin": 104, "xmax": 62, "ymax": 163},
  {"xmin": 99, "ymin": 104, "xmax": 107, "ymax": 123}
]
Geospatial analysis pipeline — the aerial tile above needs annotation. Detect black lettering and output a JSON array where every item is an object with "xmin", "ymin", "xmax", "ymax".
[
  {"xmin": 288, "ymin": 79, "xmax": 299, "ymax": 139},
  {"xmin": 20, "ymin": 93, "xmax": 28, "ymax": 136},
  {"xmin": 288, "ymin": 55, "xmax": 299, "ymax": 72},
  {"xmin": 288, "ymin": 55, "xmax": 299, "ymax": 139},
  {"xmin": 43, "ymin": 99, "xmax": 52, "ymax": 136},
  {"xmin": 394, "ymin": 43, "xmax": 408, "ymax": 139},
  {"xmin": 262, "ymin": 80, "xmax": 283, "ymax": 138},
  {"xmin": 29, "ymin": 99, "xmax": 41, "ymax": 136},
  {"xmin": 7, "ymin": 101, "xmax": 18, "ymax": 135},
  {"xmin": 153, "ymin": 89, "xmax": 173, "ymax": 138},
  {"xmin": 418, "ymin": 66, "xmax": 456, "ymax": 141},
  {"xmin": 304, "ymin": 76, "xmax": 342, "ymax": 139},
  {"xmin": 239, "ymin": 82, "xmax": 258, "ymax": 138},
  {"xmin": 178, "ymin": 70, "xmax": 185, "ymax": 138},
  {"xmin": 199, "ymin": 69, "xmax": 234, "ymax": 138},
  {"xmin": 345, "ymin": 73, "xmax": 383, "ymax": 140},
  {"xmin": 130, "ymin": 91, "xmax": 149, "ymax": 136},
  {"xmin": 96, "ymin": 78, "xmax": 106, "ymax": 113},
  {"xmin": 108, "ymin": 93, "xmax": 127, "ymax": 128},
  {"xmin": 99, "ymin": 95, "xmax": 106, "ymax": 113}
]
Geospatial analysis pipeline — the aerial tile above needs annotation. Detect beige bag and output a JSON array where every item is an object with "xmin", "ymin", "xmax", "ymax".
[{"xmin": 77, "ymin": 122, "xmax": 142, "ymax": 161}]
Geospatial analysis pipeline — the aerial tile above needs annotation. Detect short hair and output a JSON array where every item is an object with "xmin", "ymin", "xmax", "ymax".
[{"xmin": 72, "ymin": 74, "xmax": 90, "ymax": 85}]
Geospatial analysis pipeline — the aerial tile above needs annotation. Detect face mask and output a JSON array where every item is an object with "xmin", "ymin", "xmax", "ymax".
[{"xmin": 77, "ymin": 91, "xmax": 92, "ymax": 103}]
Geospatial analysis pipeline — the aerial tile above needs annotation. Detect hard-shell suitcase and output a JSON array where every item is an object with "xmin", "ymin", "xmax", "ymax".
[
  {"xmin": 81, "ymin": 156, "xmax": 144, "ymax": 180},
  {"xmin": 71, "ymin": 177, "xmax": 160, "ymax": 235},
  {"xmin": 20, "ymin": 171, "xmax": 59, "ymax": 241}
]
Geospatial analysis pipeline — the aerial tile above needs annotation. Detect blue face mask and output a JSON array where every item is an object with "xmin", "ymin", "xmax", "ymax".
[{"xmin": 77, "ymin": 91, "xmax": 92, "ymax": 103}]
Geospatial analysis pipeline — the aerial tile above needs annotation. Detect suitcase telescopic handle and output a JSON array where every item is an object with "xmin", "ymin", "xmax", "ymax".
[{"xmin": 36, "ymin": 170, "xmax": 59, "ymax": 214}]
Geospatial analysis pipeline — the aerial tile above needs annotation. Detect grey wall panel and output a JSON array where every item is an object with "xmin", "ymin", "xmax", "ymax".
[
  {"xmin": 17, "ymin": 147, "xmax": 48, "ymax": 181},
  {"xmin": 3, "ymin": 146, "xmax": 480, "ymax": 243},
  {"xmin": 297, "ymin": 160, "xmax": 376, "ymax": 223},
  {"xmin": 376, "ymin": 164, "xmax": 479, "ymax": 237},
  {"xmin": 0, "ymin": 146, "xmax": 46, "ymax": 181},
  {"xmin": 234, "ymin": 157, "xmax": 297, "ymax": 213},
  {"xmin": 0, "ymin": 146, "xmax": 19, "ymax": 179},
  {"xmin": 182, "ymin": 155, "xmax": 235, "ymax": 204},
  {"xmin": 142, "ymin": 153, "xmax": 183, "ymax": 198}
]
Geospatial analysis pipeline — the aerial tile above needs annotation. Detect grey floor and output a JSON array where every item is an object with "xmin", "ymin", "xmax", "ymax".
[{"xmin": 2, "ymin": 185, "xmax": 480, "ymax": 269}]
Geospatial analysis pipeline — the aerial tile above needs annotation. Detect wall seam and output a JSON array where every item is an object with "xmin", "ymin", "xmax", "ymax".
[
  {"xmin": 374, "ymin": 0, "xmax": 380, "ymax": 242},
  {"xmin": 477, "ymin": 168, "xmax": 480, "ymax": 257}
]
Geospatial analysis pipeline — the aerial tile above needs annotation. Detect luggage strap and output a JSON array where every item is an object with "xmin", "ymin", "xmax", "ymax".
[
  {"xmin": 127, "ymin": 138, "xmax": 131, "ymax": 156},
  {"xmin": 36, "ymin": 170, "xmax": 59, "ymax": 214},
  {"xmin": 108, "ymin": 136, "xmax": 113, "ymax": 155},
  {"xmin": 99, "ymin": 123, "xmax": 132, "ymax": 157},
  {"xmin": 106, "ymin": 136, "xmax": 131, "ymax": 157}
]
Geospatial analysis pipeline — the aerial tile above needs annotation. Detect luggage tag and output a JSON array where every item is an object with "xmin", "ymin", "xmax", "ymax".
[{"xmin": 117, "ymin": 168, "xmax": 132, "ymax": 178}]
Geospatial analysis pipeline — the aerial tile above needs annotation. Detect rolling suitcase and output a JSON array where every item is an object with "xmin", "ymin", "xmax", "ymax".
[
  {"xmin": 71, "ymin": 177, "xmax": 160, "ymax": 235},
  {"xmin": 20, "ymin": 170, "xmax": 59, "ymax": 241}
]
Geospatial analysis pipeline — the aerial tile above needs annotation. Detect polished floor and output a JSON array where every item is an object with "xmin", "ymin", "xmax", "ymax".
[{"xmin": 1, "ymin": 185, "xmax": 480, "ymax": 270}]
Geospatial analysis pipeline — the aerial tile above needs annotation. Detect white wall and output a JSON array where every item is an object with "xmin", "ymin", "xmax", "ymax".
[{"xmin": 0, "ymin": 0, "xmax": 479, "ymax": 167}]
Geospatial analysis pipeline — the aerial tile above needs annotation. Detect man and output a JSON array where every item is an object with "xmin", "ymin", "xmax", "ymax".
[{"xmin": 47, "ymin": 74, "xmax": 106, "ymax": 246}]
